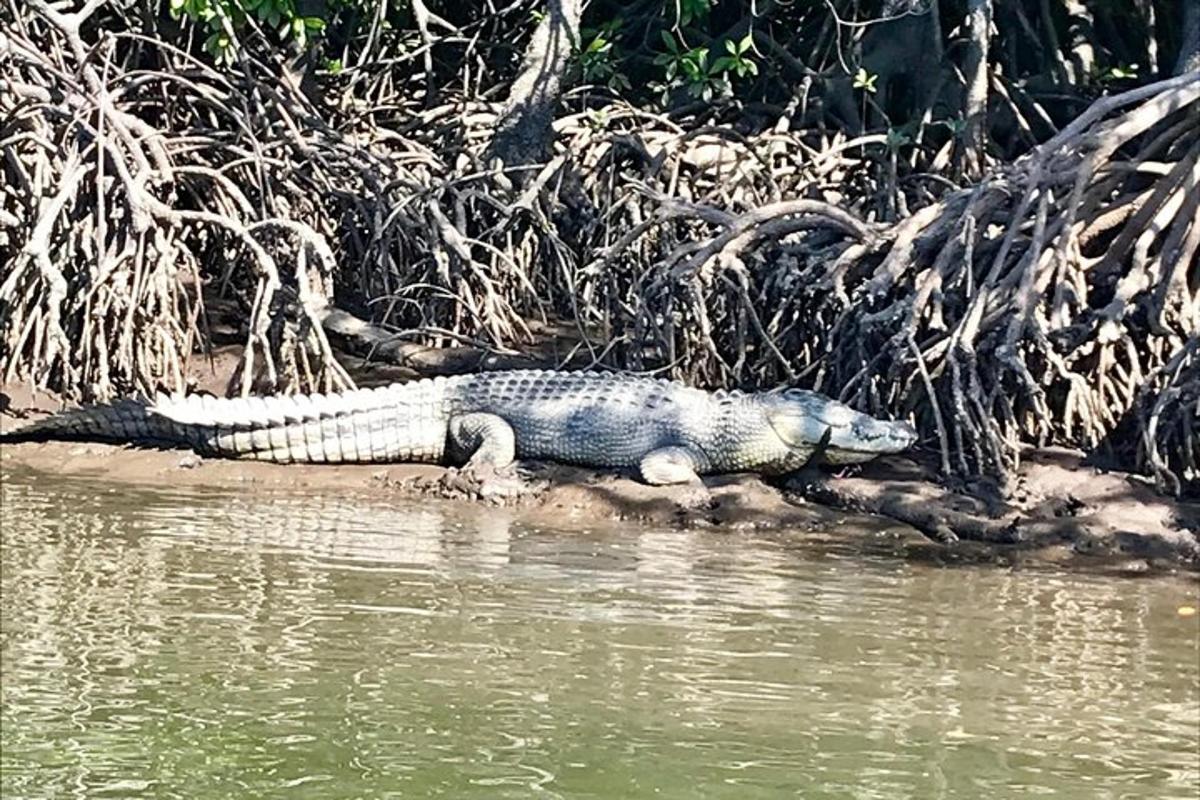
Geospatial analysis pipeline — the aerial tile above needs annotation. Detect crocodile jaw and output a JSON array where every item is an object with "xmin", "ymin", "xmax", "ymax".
[
  {"xmin": 764, "ymin": 389, "xmax": 917, "ymax": 465},
  {"xmin": 818, "ymin": 416, "xmax": 919, "ymax": 464}
]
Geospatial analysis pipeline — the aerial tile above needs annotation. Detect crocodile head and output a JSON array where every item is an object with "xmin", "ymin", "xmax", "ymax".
[{"xmin": 763, "ymin": 389, "xmax": 918, "ymax": 465}]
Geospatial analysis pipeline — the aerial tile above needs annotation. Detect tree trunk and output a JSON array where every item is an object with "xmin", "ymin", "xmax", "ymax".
[
  {"xmin": 485, "ymin": 0, "xmax": 581, "ymax": 182},
  {"xmin": 1176, "ymin": 0, "xmax": 1200, "ymax": 75},
  {"xmin": 1063, "ymin": 0, "xmax": 1095, "ymax": 84},
  {"xmin": 962, "ymin": 0, "xmax": 992, "ymax": 178}
]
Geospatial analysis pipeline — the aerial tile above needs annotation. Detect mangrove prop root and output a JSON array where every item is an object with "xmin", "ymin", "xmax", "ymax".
[{"xmin": 0, "ymin": 1, "xmax": 1196, "ymax": 495}]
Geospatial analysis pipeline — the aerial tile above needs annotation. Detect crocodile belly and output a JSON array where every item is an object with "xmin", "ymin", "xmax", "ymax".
[{"xmin": 503, "ymin": 401, "xmax": 677, "ymax": 468}]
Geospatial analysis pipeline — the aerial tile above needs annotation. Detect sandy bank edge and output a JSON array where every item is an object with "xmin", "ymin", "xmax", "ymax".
[{"xmin": 3, "ymin": 382, "xmax": 1197, "ymax": 574}]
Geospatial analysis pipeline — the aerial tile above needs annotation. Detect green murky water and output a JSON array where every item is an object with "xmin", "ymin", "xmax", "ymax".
[{"xmin": 1, "ymin": 466, "xmax": 1197, "ymax": 799}]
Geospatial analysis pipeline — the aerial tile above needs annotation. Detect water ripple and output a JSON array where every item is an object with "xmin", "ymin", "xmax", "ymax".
[{"xmin": 2, "ymin": 467, "xmax": 1197, "ymax": 799}]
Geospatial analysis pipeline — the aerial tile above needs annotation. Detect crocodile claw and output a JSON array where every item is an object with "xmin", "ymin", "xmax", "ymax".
[
  {"xmin": 441, "ymin": 463, "xmax": 543, "ymax": 504},
  {"xmin": 474, "ymin": 470, "xmax": 531, "ymax": 502},
  {"xmin": 676, "ymin": 482, "xmax": 715, "ymax": 511}
]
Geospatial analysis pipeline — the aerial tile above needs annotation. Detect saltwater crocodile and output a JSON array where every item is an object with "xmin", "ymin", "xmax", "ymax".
[{"xmin": 0, "ymin": 370, "xmax": 917, "ymax": 485}]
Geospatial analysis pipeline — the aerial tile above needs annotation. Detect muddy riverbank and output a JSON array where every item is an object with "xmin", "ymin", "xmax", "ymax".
[{"xmin": 2, "ymin": 372, "xmax": 1197, "ymax": 574}]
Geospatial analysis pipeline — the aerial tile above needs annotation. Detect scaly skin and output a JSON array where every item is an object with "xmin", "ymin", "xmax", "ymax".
[{"xmin": 0, "ymin": 370, "xmax": 918, "ymax": 484}]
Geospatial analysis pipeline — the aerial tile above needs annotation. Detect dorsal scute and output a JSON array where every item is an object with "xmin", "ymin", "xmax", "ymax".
[
  {"xmin": 152, "ymin": 393, "xmax": 198, "ymax": 424},
  {"xmin": 286, "ymin": 393, "xmax": 314, "ymax": 420},
  {"xmin": 308, "ymin": 393, "xmax": 330, "ymax": 415},
  {"xmin": 356, "ymin": 386, "xmax": 382, "ymax": 410},
  {"xmin": 243, "ymin": 396, "xmax": 272, "ymax": 426}
]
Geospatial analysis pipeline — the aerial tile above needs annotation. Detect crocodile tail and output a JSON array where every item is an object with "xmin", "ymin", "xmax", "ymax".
[
  {"xmin": 1, "ymin": 380, "xmax": 456, "ymax": 464},
  {"xmin": 0, "ymin": 397, "xmax": 171, "ymax": 444},
  {"xmin": 148, "ymin": 383, "xmax": 454, "ymax": 464}
]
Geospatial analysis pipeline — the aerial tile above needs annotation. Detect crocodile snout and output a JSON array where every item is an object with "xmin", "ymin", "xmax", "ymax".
[
  {"xmin": 846, "ymin": 416, "xmax": 919, "ymax": 454},
  {"xmin": 894, "ymin": 421, "xmax": 919, "ymax": 448}
]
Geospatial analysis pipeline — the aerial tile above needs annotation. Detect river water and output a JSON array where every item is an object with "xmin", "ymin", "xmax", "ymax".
[{"xmin": 1, "ymin": 466, "xmax": 1197, "ymax": 799}]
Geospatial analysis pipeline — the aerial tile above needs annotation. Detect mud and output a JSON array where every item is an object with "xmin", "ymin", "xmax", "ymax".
[{"xmin": 3, "ymin": 376, "xmax": 1197, "ymax": 574}]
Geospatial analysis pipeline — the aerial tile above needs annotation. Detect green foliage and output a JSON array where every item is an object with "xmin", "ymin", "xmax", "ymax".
[
  {"xmin": 1100, "ymin": 63, "xmax": 1140, "ymax": 82},
  {"xmin": 712, "ymin": 35, "xmax": 758, "ymax": 79},
  {"xmin": 672, "ymin": 0, "xmax": 711, "ymax": 27},
  {"xmin": 885, "ymin": 126, "xmax": 911, "ymax": 150},
  {"xmin": 941, "ymin": 116, "xmax": 968, "ymax": 138},
  {"xmin": 852, "ymin": 68, "xmax": 878, "ymax": 94},
  {"xmin": 168, "ymin": 0, "xmax": 334, "ymax": 63},
  {"xmin": 167, "ymin": 0, "xmax": 1169, "ymax": 119},
  {"xmin": 578, "ymin": 18, "xmax": 631, "ymax": 91},
  {"xmin": 653, "ymin": 31, "xmax": 702, "ymax": 82},
  {"xmin": 652, "ymin": 30, "xmax": 758, "ymax": 103}
]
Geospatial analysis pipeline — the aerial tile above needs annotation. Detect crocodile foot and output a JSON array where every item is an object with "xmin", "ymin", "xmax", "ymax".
[
  {"xmin": 675, "ymin": 481, "xmax": 715, "ymax": 512},
  {"xmin": 440, "ymin": 463, "xmax": 544, "ymax": 504}
]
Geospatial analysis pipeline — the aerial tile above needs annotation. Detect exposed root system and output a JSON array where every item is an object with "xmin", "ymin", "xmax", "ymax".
[{"xmin": 1, "ymin": 1, "xmax": 1196, "ymax": 494}]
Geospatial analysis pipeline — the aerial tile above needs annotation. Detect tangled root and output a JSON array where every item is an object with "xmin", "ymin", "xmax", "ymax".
[
  {"xmin": 576, "ymin": 75, "xmax": 1200, "ymax": 494},
  {"xmin": 1, "ymin": 1, "xmax": 1196, "ymax": 494},
  {"xmin": 1134, "ymin": 337, "xmax": 1199, "ymax": 495},
  {"xmin": 1, "ymin": 2, "xmax": 384, "ymax": 398}
]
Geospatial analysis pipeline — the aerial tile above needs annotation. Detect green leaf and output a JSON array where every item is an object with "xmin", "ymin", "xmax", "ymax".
[
  {"xmin": 204, "ymin": 29, "xmax": 226, "ymax": 57},
  {"xmin": 943, "ymin": 116, "xmax": 968, "ymax": 136},
  {"xmin": 678, "ymin": 0, "xmax": 710, "ymax": 27},
  {"xmin": 713, "ymin": 55, "xmax": 736, "ymax": 73},
  {"xmin": 852, "ymin": 67, "xmax": 878, "ymax": 93},
  {"xmin": 886, "ymin": 127, "xmax": 911, "ymax": 148}
]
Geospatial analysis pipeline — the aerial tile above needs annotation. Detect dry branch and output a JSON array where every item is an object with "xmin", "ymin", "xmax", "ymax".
[{"xmin": 0, "ymin": 1, "xmax": 1195, "ymax": 497}]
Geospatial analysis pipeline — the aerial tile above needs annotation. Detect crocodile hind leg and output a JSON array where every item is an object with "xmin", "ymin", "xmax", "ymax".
[
  {"xmin": 450, "ymin": 413, "xmax": 516, "ymax": 468},
  {"xmin": 447, "ymin": 413, "xmax": 529, "ymax": 500},
  {"xmin": 639, "ymin": 446, "xmax": 713, "ymax": 509}
]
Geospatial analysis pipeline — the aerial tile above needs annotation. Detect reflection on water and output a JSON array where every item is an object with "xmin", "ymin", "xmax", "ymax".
[{"xmin": 1, "ymin": 466, "xmax": 1197, "ymax": 799}]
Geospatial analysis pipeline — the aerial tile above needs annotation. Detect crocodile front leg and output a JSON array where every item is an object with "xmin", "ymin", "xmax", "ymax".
[
  {"xmin": 447, "ymin": 412, "xmax": 528, "ymax": 499},
  {"xmin": 639, "ymin": 446, "xmax": 713, "ymax": 508}
]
